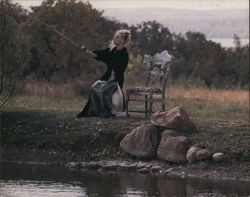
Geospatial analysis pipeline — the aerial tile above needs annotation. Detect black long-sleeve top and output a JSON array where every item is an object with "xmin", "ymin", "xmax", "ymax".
[{"xmin": 93, "ymin": 47, "xmax": 129, "ymax": 89}]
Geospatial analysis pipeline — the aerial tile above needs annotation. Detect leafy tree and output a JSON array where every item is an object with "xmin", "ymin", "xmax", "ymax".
[
  {"xmin": 233, "ymin": 33, "xmax": 241, "ymax": 48},
  {"xmin": 130, "ymin": 21, "xmax": 173, "ymax": 55},
  {"xmin": 21, "ymin": 0, "xmax": 126, "ymax": 85},
  {"xmin": 2, "ymin": 0, "xmax": 249, "ymax": 98},
  {"xmin": 0, "ymin": 0, "xmax": 28, "ymax": 108}
]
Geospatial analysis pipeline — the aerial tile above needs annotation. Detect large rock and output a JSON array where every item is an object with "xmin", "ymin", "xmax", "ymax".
[
  {"xmin": 120, "ymin": 123, "xmax": 159, "ymax": 158},
  {"xmin": 161, "ymin": 129, "xmax": 181, "ymax": 137},
  {"xmin": 157, "ymin": 131, "xmax": 191, "ymax": 163},
  {"xmin": 151, "ymin": 106, "xmax": 196, "ymax": 132}
]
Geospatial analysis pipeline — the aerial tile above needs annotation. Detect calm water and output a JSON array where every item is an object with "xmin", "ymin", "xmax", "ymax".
[
  {"xmin": 209, "ymin": 38, "xmax": 249, "ymax": 48},
  {"xmin": 0, "ymin": 162, "xmax": 250, "ymax": 197}
]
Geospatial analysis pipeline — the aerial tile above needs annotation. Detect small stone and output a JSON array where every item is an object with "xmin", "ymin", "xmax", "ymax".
[
  {"xmin": 151, "ymin": 166, "xmax": 161, "ymax": 172},
  {"xmin": 66, "ymin": 162, "xmax": 78, "ymax": 168},
  {"xmin": 165, "ymin": 167, "xmax": 174, "ymax": 174},
  {"xmin": 136, "ymin": 162, "xmax": 147, "ymax": 169},
  {"xmin": 101, "ymin": 164, "xmax": 118, "ymax": 171},
  {"xmin": 138, "ymin": 167, "xmax": 150, "ymax": 173},
  {"xmin": 145, "ymin": 164, "xmax": 152, "ymax": 168},
  {"xmin": 79, "ymin": 162, "xmax": 87, "ymax": 168},
  {"xmin": 213, "ymin": 152, "xmax": 225, "ymax": 162},
  {"xmin": 86, "ymin": 162, "xmax": 100, "ymax": 170},
  {"xmin": 117, "ymin": 164, "xmax": 131, "ymax": 172}
]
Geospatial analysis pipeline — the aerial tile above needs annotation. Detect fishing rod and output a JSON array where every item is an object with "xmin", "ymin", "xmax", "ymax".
[{"xmin": 40, "ymin": 20, "xmax": 87, "ymax": 51}]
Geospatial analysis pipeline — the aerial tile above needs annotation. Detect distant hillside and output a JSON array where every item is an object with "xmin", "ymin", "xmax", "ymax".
[{"xmin": 102, "ymin": 8, "xmax": 249, "ymax": 39}]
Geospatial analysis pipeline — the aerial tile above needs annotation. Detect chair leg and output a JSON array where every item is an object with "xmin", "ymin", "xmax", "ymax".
[
  {"xmin": 149, "ymin": 94, "xmax": 153, "ymax": 117},
  {"xmin": 145, "ymin": 95, "xmax": 148, "ymax": 118},
  {"xmin": 125, "ymin": 92, "xmax": 129, "ymax": 116},
  {"xmin": 162, "ymin": 95, "xmax": 165, "ymax": 111},
  {"xmin": 162, "ymin": 101, "xmax": 165, "ymax": 111}
]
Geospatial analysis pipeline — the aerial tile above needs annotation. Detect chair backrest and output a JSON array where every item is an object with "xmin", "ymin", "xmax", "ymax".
[{"xmin": 143, "ymin": 50, "xmax": 172, "ymax": 92}]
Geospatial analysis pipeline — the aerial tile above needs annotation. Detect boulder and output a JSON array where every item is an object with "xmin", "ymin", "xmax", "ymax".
[
  {"xmin": 161, "ymin": 129, "xmax": 181, "ymax": 137},
  {"xmin": 120, "ymin": 123, "xmax": 159, "ymax": 158},
  {"xmin": 186, "ymin": 146, "xmax": 200, "ymax": 163},
  {"xmin": 213, "ymin": 153, "xmax": 225, "ymax": 162},
  {"xmin": 196, "ymin": 149, "xmax": 211, "ymax": 161},
  {"xmin": 151, "ymin": 106, "xmax": 196, "ymax": 132},
  {"xmin": 157, "ymin": 132, "xmax": 191, "ymax": 163},
  {"xmin": 186, "ymin": 146, "xmax": 211, "ymax": 163}
]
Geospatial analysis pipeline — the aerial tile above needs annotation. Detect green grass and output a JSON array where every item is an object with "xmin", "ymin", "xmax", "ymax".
[
  {"xmin": 167, "ymin": 98, "xmax": 249, "ymax": 121},
  {"xmin": 192, "ymin": 119, "xmax": 250, "ymax": 162},
  {"xmin": 4, "ymin": 95, "xmax": 249, "ymax": 121},
  {"xmin": 129, "ymin": 97, "xmax": 249, "ymax": 121},
  {"xmin": 1, "ymin": 95, "xmax": 249, "ymax": 161}
]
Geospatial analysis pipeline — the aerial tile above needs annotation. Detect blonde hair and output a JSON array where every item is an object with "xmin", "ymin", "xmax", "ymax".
[{"xmin": 109, "ymin": 29, "xmax": 131, "ymax": 50}]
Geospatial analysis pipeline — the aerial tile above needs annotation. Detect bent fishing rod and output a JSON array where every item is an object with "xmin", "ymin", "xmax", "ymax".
[{"xmin": 40, "ymin": 20, "xmax": 87, "ymax": 51}]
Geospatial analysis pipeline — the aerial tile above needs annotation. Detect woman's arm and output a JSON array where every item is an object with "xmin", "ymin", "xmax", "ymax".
[
  {"xmin": 84, "ymin": 48, "xmax": 111, "ymax": 65},
  {"xmin": 85, "ymin": 50, "xmax": 97, "ymax": 58},
  {"xmin": 93, "ymin": 48, "xmax": 111, "ymax": 64}
]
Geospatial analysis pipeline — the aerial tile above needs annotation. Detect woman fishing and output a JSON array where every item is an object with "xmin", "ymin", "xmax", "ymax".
[{"xmin": 77, "ymin": 29, "xmax": 131, "ymax": 118}]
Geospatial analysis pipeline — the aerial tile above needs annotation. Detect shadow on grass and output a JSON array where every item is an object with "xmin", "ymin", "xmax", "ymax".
[{"xmin": 1, "ymin": 110, "xmax": 146, "ymax": 152}]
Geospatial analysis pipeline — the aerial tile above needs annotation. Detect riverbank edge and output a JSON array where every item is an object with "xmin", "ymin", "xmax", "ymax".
[{"xmin": 1, "ymin": 148, "xmax": 250, "ymax": 183}]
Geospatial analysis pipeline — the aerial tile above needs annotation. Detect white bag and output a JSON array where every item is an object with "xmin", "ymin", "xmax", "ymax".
[{"xmin": 111, "ymin": 83, "xmax": 126, "ymax": 117}]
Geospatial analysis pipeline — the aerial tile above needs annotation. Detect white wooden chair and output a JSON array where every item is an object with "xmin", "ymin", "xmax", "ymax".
[{"xmin": 125, "ymin": 50, "xmax": 172, "ymax": 118}]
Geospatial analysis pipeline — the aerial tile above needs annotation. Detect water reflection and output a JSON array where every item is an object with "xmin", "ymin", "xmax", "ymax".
[
  {"xmin": 0, "ymin": 180, "xmax": 86, "ymax": 197},
  {"xmin": 0, "ymin": 162, "xmax": 249, "ymax": 197}
]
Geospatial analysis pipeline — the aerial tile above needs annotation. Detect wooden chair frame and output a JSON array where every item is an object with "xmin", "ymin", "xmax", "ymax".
[{"xmin": 125, "ymin": 61, "xmax": 172, "ymax": 118}]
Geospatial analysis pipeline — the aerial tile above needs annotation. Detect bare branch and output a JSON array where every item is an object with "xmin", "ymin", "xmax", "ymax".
[{"xmin": 0, "ymin": 79, "xmax": 16, "ymax": 109}]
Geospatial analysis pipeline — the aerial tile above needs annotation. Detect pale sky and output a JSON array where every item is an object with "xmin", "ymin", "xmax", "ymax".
[{"xmin": 14, "ymin": 0, "xmax": 249, "ymax": 10}]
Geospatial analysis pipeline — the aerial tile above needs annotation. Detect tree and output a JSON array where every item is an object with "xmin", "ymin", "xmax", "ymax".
[
  {"xmin": 21, "ymin": 0, "xmax": 125, "ymax": 84},
  {"xmin": 130, "ymin": 21, "xmax": 173, "ymax": 55},
  {"xmin": 0, "ymin": 0, "xmax": 28, "ymax": 108},
  {"xmin": 233, "ymin": 33, "xmax": 241, "ymax": 48},
  {"xmin": 172, "ymin": 31, "xmax": 223, "ymax": 87}
]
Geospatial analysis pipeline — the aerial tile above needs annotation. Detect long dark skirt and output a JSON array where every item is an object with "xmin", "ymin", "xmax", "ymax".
[{"xmin": 77, "ymin": 80, "xmax": 119, "ymax": 117}]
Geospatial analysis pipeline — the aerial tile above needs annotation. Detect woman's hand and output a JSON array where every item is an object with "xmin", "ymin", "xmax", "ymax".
[{"xmin": 85, "ymin": 50, "xmax": 97, "ymax": 58}]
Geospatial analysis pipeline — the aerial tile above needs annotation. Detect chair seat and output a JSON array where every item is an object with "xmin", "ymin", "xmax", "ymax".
[{"xmin": 127, "ymin": 87, "xmax": 162, "ymax": 94}]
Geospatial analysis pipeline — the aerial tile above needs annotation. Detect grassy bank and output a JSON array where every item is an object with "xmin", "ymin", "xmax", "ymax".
[
  {"xmin": 1, "ymin": 86, "xmax": 249, "ymax": 163},
  {"xmin": 5, "ymin": 85, "xmax": 250, "ymax": 121}
]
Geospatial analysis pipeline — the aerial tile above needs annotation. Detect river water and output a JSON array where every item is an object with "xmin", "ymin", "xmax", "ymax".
[
  {"xmin": 0, "ymin": 162, "xmax": 250, "ymax": 197},
  {"xmin": 208, "ymin": 38, "xmax": 249, "ymax": 48}
]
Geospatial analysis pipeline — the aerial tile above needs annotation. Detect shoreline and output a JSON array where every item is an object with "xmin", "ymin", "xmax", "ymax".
[
  {"xmin": 1, "ymin": 103, "xmax": 249, "ymax": 184},
  {"xmin": 1, "ymin": 148, "xmax": 250, "ymax": 183}
]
